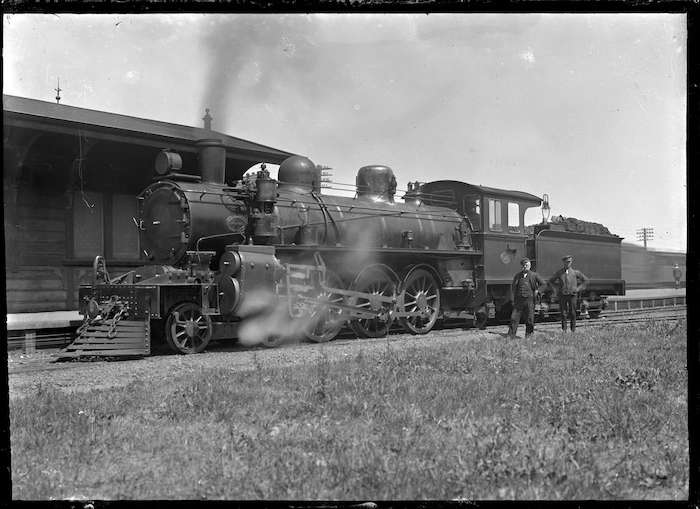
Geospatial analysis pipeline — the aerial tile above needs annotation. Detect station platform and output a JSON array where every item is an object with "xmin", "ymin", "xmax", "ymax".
[
  {"xmin": 607, "ymin": 288, "xmax": 686, "ymax": 300},
  {"xmin": 5, "ymin": 311, "xmax": 83, "ymax": 353},
  {"xmin": 6, "ymin": 311, "xmax": 83, "ymax": 331}
]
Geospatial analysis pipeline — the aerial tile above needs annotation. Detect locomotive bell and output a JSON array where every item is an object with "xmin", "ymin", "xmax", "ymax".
[
  {"xmin": 278, "ymin": 156, "xmax": 321, "ymax": 193},
  {"xmin": 356, "ymin": 165, "xmax": 397, "ymax": 203}
]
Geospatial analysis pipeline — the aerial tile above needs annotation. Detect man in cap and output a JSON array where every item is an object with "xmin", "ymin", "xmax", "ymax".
[
  {"xmin": 508, "ymin": 258, "xmax": 547, "ymax": 338},
  {"xmin": 672, "ymin": 263, "xmax": 682, "ymax": 288},
  {"xmin": 548, "ymin": 255, "xmax": 590, "ymax": 332}
]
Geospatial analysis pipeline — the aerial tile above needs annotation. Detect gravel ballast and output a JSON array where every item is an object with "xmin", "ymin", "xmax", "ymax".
[{"xmin": 8, "ymin": 329, "xmax": 492, "ymax": 400}]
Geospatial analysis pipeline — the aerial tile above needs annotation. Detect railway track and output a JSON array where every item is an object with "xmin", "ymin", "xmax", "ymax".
[{"xmin": 8, "ymin": 302, "xmax": 686, "ymax": 377}]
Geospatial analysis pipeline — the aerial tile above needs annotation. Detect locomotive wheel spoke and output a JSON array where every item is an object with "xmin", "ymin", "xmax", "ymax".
[
  {"xmin": 349, "ymin": 266, "xmax": 397, "ymax": 339},
  {"xmin": 165, "ymin": 302, "xmax": 212, "ymax": 355},
  {"xmin": 399, "ymin": 268, "xmax": 441, "ymax": 335},
  {"xmin": 305, "ymin": 271, "xmax": 347, "ymax": 343}
]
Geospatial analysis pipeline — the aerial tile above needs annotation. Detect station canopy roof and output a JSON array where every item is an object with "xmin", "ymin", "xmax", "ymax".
[{"xmin": 3, "ymin": 94, "xmax": 298, "ymax": 178}]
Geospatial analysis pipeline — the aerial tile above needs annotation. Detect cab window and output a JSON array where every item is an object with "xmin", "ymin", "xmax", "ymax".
[
  {"xmin": 488, "ymin": 199, "xmax": 502, "ymax": 232},
  {"xmin": 508, "ymin": 202, "xmax": 520, "ymax": 233},
  {"xmin": 463, "ymin": 194, "xmax": 481, "ymax": 231}
]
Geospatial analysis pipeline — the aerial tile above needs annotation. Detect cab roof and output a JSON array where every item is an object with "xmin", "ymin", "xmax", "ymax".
[{"xmin": 416, "ymin": 180, "xmax": 542, "ymax": 206}]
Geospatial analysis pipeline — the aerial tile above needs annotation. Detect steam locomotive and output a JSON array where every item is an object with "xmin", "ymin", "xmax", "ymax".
[{"xmin": 58, "ymin": 139, "xmax": 625, "ymax": 358}]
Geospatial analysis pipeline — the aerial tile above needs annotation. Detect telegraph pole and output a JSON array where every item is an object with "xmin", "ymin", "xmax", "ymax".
[{"xmin": 636, "ymin": 227, "xmax": 654, "ymax": 249}]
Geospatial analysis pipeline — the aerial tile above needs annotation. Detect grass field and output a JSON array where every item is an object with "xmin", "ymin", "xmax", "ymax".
[{"xmin": 10, "ymin": 319, "xmax": 688, "ymax": 500}]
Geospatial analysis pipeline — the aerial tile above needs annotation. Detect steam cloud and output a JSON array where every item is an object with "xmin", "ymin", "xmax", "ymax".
[
  {"xmin": 200, "ymin": 15, "xmax": 323, "ymax": 134},
  {"xmin": 235, "ymin": 288, "xmax": 322, "ymax": 347}
]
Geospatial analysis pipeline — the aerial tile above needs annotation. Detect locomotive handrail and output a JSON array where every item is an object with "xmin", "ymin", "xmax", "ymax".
[
  {"xmin": 274, "ymin": 208, "xmax": 460, "ymax": 230},
  {"xmin": 308, "ymin": 180, "xmax": 468, "ymax": 204},
  {"xmin": 195, "ymin": 232, "xmax": 246, "ymax": 255},
  {"xmin": 275, "ymin": 244, "xmax": 483, "ymax": 256},
  {"xmin": 275, "ymin": 197, "xmax": 463, "ymax": 222},
  {"xmin": 310, "ymin": 190, "xmax": 342, "ymax": 244}
]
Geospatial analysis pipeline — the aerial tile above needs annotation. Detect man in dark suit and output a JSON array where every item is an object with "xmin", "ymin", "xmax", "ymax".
[
  {"xmin": 508, "ymin": 258, "xmax": 547, "ymax": 338},
  {"xmin": 548, "ymin": 254, "xmax": 590, "ymax": 332}
]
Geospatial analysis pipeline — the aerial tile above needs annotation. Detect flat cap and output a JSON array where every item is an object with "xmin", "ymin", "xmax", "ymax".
[
  {"xmin": 520, "ymin": 258, "xmax": 531, "ymax": 265},
  {"xmin": 562, "ymin": 254, "xmax": 573, "ymax": 261}
]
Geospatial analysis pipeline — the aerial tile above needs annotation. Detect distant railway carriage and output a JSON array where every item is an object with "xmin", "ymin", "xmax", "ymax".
[
  {"xmin": 621, "ymin": 243, "xmax": 685, "ymax": 289},
  {"xmin": 59, "ymin": 139, "xmax": 627, "ymax": 358}
]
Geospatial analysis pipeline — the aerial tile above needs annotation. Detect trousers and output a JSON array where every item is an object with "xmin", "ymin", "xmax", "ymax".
[
  {"xmin": 509, "ymin": 295, "xmax": 535, "ymax": 337},
  {"xmin": 560, "ymin": 294, "xmax": 578, "ymax": 331}
]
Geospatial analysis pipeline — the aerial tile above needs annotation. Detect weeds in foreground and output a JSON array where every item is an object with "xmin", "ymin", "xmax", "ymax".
[{"xmin": 10, "ymin": 321, "xmax": 688, "ymax": 500}]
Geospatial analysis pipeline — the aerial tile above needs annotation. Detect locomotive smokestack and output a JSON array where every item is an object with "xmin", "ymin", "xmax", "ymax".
[{"xmin": 197, "ymin": 139, "xmax": 226, "ymax": 184}]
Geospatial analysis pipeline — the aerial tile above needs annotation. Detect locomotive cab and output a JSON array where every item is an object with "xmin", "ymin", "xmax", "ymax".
[{"xmin": 415, "ymin": 181, "xmax": 543, "ymax": 323}]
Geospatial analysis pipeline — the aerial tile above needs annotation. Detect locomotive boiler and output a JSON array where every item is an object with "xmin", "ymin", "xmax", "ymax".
[{"xmin": 59, "ymin": 139, "xmax": 625, "ymax": 358}]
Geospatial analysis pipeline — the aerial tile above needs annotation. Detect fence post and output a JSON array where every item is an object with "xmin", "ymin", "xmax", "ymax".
[{"xmin": 24, "ymin": 330, "xmax": 36, "ymax": 354}]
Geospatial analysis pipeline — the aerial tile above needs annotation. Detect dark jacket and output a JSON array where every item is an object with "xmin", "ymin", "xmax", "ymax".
[
  {"xmin": 511, "ymin": 270, "xmax": 548, "ymax": 298},
  {"xmin": 549, "ymin": 267, "xmax": 589, "ymax": 295}
]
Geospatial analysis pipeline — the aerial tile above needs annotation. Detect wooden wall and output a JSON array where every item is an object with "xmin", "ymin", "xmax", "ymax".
[{"xmin": 5, "ymin": 189, "xmax": 69, "ymax": 313}]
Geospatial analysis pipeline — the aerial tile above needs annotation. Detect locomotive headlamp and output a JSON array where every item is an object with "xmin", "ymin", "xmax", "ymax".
[{"xmin": 155, "ymin": 149, "xmax": 182, "ymax": 175}]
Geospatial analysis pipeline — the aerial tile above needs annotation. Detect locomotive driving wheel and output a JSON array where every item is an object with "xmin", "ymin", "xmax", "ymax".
[
  {"xmin": 262, "ymin": 333, "xmax": 285, "ymax": 348},
  {"xmin": 398, "ymin": 268, "xmax": 440, "ymax": 334},
  {"xmin": 348, "ymin": 266, "xmax": 397, "ymax": 338},
  {"xmin": 305, "ymin": 271, "xmax": 347, "ymax": 343},
  {"xmin": 165, "ymin": 302, "xmax": 212, "ymax": 354}
]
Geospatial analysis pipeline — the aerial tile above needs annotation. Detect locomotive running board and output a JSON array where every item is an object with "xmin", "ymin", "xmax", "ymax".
[{"xmin": 54, "ymin": 319, "xmax": 151, "ymax": 360}]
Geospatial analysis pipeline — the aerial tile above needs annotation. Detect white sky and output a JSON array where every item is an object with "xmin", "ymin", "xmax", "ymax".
[{"xmin": 3, "ymin": 13, "xmax": 687, "ymax": 252}]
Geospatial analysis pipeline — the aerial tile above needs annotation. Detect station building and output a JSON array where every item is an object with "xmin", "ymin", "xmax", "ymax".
[{"xmin": 3, "ymin": 95, "xmax": 296, "ymax": 313}]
